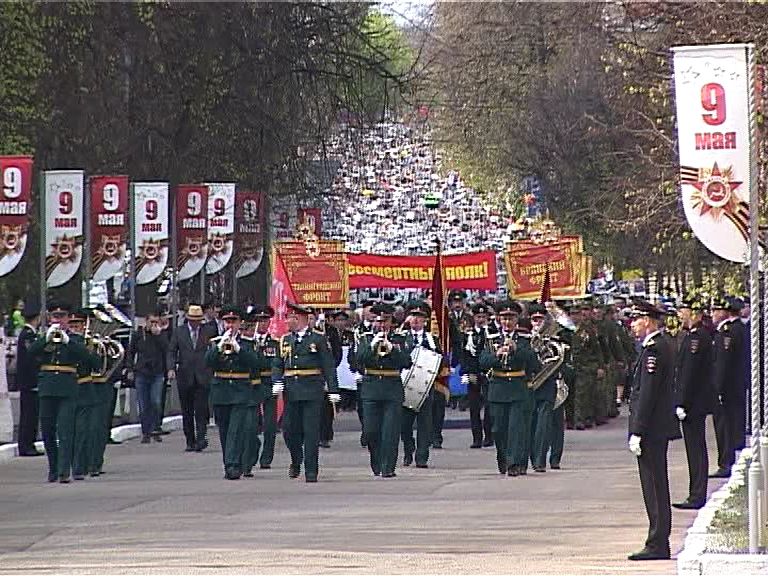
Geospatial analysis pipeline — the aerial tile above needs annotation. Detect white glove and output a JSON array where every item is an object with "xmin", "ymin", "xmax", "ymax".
[
  {"xmin": 628, "ymin": 434, "xmax": 642, "ymax": 457},
  {"xmin": 464, "ymin": 339, "xmax": 476, "ymax": 356},
  {"xmin": 230, "ymin": 338, "xmax": 241, "ymax": 354},
  {"xmin": 46, "ymin": 324, "xmax": 61, "ymax": 342},
  {"xmin": 354, "ymin": 372, "xmax": 363, "ymax": 384},
  {"xmin": 461, "ymin": 374, "xmax": 470, "ymax": 386},
  {"xmin": 272, "ymin": 382, "xmax": 284, "ymax": 395},
  {"xmin": 60, "ymin": 331, "xmax": 70, "ymax": 345},
  {"xmin": 676, "ymin": 407, "xmax": 687, "ymax": 421},
  {"xmin": 328, "ymin": 393, "xmax": 341, "ymax": 404},
  {"xmin": 371, "ymin": 332, "xmax": 385, "ymax": 346}
]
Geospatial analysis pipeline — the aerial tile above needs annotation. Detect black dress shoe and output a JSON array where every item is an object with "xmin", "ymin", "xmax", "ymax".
[
  {"xmin": 152, "ymin": 434, "xmax": 163, "ymax": 443},
  {"xmin": 319, "ymin": 441, "xmax": 331, "ymax": 448},
  {"xmin": 107, "ymin": 438, "xmax": 122, "ymax": 445},
  {"xmin": 59, "ymin": 475, "xmax": 71, "ymax": 484},
  {"xmin": 507, "ymin": 466, "xmax": 519, "ymax": 477},
  {"xmin": 260, "ymin": 463, "xmax": 271, "ymax": 469},
  {"xmin": 20, "ymin": 450, "xmax": 45, "ymax": 457},
  {"xmin": 305, "ymin": 476, "xmax": 318, "ymax": 483},
  {"xmin": 709, "ymin": 468, "xmax": 730, "ymax": 478},
  {"xmin": 243, "ymin": 471, "xmax": 254, "ymax": 478},
  {"xmin": 482, "ymin": 439, "xmax": 494, "ymax": 447},
  {"xmin": 673, "ymin": 500, "xmax": 705, "ymax": 510},
  {"xmin": 415, "ymin": 462, "xmax": 428, "ymax": 469},
  {"xmin": 470, "ymin": 442, "xmax": 482, "ymax": 449},
  {"xmin": 382, "ymin": 472, "xmax": 396, "ymax": 478},
  {"xmin": 73, "ymin": 474, "xmax": 85, "ymax": 481},
  {"xmin": 185, "ymin": 445, "xmax": 195, "ymax": 452},
  {"xmin": 550, "ymin": 463, "xmax": 561, "ymax": 470},
  {"xmin": 533, "ymin": 466, "xmax": 546, "ymax": 473},
  {"xmin": 432, "ymin": 443, "xmax": 442, "ymax": 449},
  {"xmin": 195, "ymin": 439, "xmax": 209, "ymax": 452},
  {"xmin": 90, "ymin": 472, "xmax": 100, "ymax": 478},
  {"xmin": 288, "ymin": 465, "xmax": 300, "ymax": 479},
  {"xmin": 628, "ymin": 548, "xmax": 670, "ymax": 561},
  {"xmin": 47, "ymin": 473, "xmax": 57, "ymax": 483},
  {"xmin": 372, "ymin": 470, "xmax": 381, "ymax": 476},
  {"xmin": 141, "ymin": 435, "xmax": 151, "ymax": 444},
  {"xmin": 224, "ymin": 470, "xmax": 241, "ymax": 480},
  {"xmin": 360, "ymin": 434, "xmax": 367, "ymax": 447},
  {"xmin": 403, "ymin": 453, "xmax": 413, "ymax": 467}
]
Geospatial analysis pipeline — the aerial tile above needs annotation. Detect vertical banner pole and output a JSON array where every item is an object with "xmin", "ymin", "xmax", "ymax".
[
  {"xmin": 199, "ymin": 269, "xmax": 205, "ymax": 306},
  {"xmin": 84, "ymin": 177, "xmax": 92, "ymax": 308},
  {"xmin": 39, "ymin": 172, "xmax": 46, "ymax": 326},
  {"xmin": 129, "ymin": 183, "xmax": 137, "ymax": 329},
  {"xmin": 170, "ymin": 185, "xmax": 178, "ymax": 329},
  {"xmin": 746, "ymin": 43, "xmax": 764, "ymax": 553}
]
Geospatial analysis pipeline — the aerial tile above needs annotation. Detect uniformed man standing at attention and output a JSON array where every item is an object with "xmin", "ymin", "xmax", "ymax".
[
  {"xmin": 480, "ymin": 300, "xmax": 540, "ymax": 476},
  {"xmin": 271, "ymin": 303, "xmax": 340, "ymax": 483},
  {"xmin": 206, "ymin": 306, "xmax": 261, "ymax": 480},
  {"xmin": 400, "ymin": 301, "xmax": 440, "ymax": 468},
  {"xmin": 355, "ymin": 303, "xmax": 412, "ymax": 477},
  {"xmin": 673, "ymin": 297, "xmax": 716, "ymax": 509},
  {"xmin": 15, "ymin": 301, "xmax": 44, "ymax": 457},
  {"xmin": 27, "ymin": 301, "xmax": 100, "ymax": 483},
  {"xmin": 627, "ymin": 301, "xmax": 680, "ymax": 561}
]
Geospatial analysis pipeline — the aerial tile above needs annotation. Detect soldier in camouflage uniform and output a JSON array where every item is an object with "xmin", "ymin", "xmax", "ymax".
[{"xmin": 572, "ymin": 302, "xmax": 605, "ymax": 430}]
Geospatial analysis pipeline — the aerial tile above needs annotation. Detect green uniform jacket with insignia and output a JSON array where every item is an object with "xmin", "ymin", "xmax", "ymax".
[
  {"xmin": 28, "ymin": 335, "xmax": 101, "ymax": 399},
  {"xmin": 254, "ymin": 332, "xmax": 278, "ymax": 401},
  {"xmin": 356, "ymin": 331, "xmax": 412, "ymax": 402},
  {"xmin": 240, "ymin": 338, "xmax": 266, "ymax": 407},
  {"xmin": 572, "ymin": 323, "xmax": 603, "ymax": 375},
  {"xmin": 71, "ymin": 333, "xmax": 98, "ymax": 406},
  {"xmin": 272, "ymin": 330, "xmax": 339, "ymax": 401},
  {"xmin": 206, "ymin": 338, "xmax": 261, "ymax": 406},
  {"xmin": 480, "ymin": 333, "xmax": 541, "ymax": 403}
]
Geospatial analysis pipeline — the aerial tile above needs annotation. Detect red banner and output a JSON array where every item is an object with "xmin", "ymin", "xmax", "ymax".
[
  {"xmin": 297, "ymin": 208, "xmax": 322, "ymax": 237},
  {"xmin": 504, "ymin": 238, "xmax": 585, "ymax": 299},
  {"xmin": 275, "ymin": 240, "xmax": 348, "ymax": 308},
  {"xmin": 89, "ymin": 175, "xmax": 128, "ymax": 282},
  {"xmin": 347, "ymin": 251, "xmax": 497, "ymax": 290},
  {"xmin": 235, "ymin": 190, "xmax": 265, "ymax": 278},
  {"xmin": 0, "ymin": 156, "xmax": 33, "ymax": 278},
  {"xmin": 269, "ymin": 247, "xmax": 295, "ymax": 337},
  {"xmin": 176, "ymin": 184, "xmax": 208, "ymax": 281}
]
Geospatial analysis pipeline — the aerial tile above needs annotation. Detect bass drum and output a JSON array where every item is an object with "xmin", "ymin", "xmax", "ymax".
[
  {"xmin": 401, "ymin": 346, "xmax": 442, "ymax": 412},
  {"xmin": 553, "ymin": 374, "xmax": 569, "ymax": 410}
]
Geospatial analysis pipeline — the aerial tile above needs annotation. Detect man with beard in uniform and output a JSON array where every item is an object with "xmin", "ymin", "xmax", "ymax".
[
  {"xmin": 627, "ymin": 301, "xmax": 680, "ymax": 561},
  {"xmin": 401, "ymin": 301, "xmax": 440, "ymax": 468},
  {"xmin": 673, "ymin": 297, "xmax": 716, "ymax": 509},
  {"xmin": 461, "ymin": 302, "xmax": 495, "ymax": 448},
  {"xmin": 710, "ymin": 296, "xmax": 747, "ymax": 478}
]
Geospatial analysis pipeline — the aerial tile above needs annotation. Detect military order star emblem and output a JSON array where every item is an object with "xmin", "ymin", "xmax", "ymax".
[{"xmin": 690, "ymin": 163, "xmax": 742, "ymax": 220}]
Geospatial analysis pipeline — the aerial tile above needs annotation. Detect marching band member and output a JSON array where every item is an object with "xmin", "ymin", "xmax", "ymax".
[
  {"xmin": 271, "ymin": 302, "xmax": 340, "ymax": 483},
  {"xmin": 28, "ymin": 301, "xmax": 100, "ymax": 483},
  {"xmin": 69, "ymin": 308, "xmax": 98, "ymax": 480},
  {"xmin": 400, "ymin": 300, "xmax": 440, "ymax": 468},
  {"xmin": 355, "ymin": 303, "xmax": 412, "ymax": 477},
  {"xmin": 206, "ymin": 306, "xmax": 261, "ymax": 480},
  {"xmin": 461, "ymin": 302, "xmax": 495, "ymax": 448},
  {"xmin": 253, "ymin": 305, "xmax": 279, "ymax": 470},
  {"xmin": 479, "ymin": 300, "xmax": 540, "ymax": 477},
  {"xmin": 239, "ymin": 307, "xmax": 264, "ymax": 478},
  {"xmin": 528, "ymin": 303, "xmax": 557, "ymax": 473}
]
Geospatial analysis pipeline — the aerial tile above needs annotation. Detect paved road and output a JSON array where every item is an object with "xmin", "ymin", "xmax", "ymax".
[{"xmin": 0, "ymin": 409, "xmax": 724, "ymax": 575}]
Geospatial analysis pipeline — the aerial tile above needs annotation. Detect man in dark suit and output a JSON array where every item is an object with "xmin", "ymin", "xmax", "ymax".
[
  {"xmin": 203, "ymin": 300, "xmax": 223, "ymax": 336},
  {"xmin": 627, "ymin": 301, "xmax": 681, "ymax": 561},
  {"xmin": 673, "ymin": 297, "xmax": 716, "ymax": 509},
  {"xmin": 461, "ymin": 302, "xmax": 494, "ymax": 448},
  {"xmin": 15, "ymin": 301, "xmax": 44, "ymax": 456},
  {"xmin": 167, "ymin": 304, "xmax": 215, "ymax": 451}
]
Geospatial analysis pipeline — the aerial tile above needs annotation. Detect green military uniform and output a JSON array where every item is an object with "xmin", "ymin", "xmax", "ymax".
[
  {"xmin": 89, "ymin": 367, "xmax": 114, "ymax": 475},
  {"xmin": 572, "ymin": 316, "xmax": 602, "ymax": 429},
  {"xmin": 71, "ymin": 330, "xmax": 98, "ymax": 479},
  {"xmin": 206, "ymin": 311, "xmax": 261, "ymax": 480},
  {"xmin": 602, "ymin": 313, "xmax": 628, "ymax": 418},
  {"xmin": 256, "ymin": 330, "xmax": 279, "ymax": 469},
  {"xmin": 272, "ymin": 304, "xmax": 339, "ymax": 482},
  {"xmin": 546, "ymin": 325, "xmax": 575, "ymax": 469},
  {"xmin": 593, "ymin": 317, "xmax": 612, "ymax": 424},
  {"xmin": 29, "ymin": 308, "xmax": 100, "ymax": 482},
  {"xmin": 480, "ymin": 301, "xmax": 541, "ymax": 476},
  {"xmin": 526, "ymin": 304, "xmax": 557, "ymax": 473},
  {"xmin": 356, "ymin": 305, "xmax": 412, "ymax": 477}
]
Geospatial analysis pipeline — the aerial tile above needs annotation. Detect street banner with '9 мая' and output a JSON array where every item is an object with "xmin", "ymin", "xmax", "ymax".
[
  {"xmin": 274, "ymin": 241, "xmax": 348, "ymax": 308},
  {"xmin": 347, "ymin": 251, "xmax": 497, "ymax": 290}
]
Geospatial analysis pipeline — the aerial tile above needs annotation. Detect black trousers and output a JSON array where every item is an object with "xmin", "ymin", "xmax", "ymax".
[
  {"xmin": 18, "ymin": 389, "xmax": 40, "ymax": 453},
  {"xmin": 467, "ymin": 377, "xmax": 492, "ymax": 444},
  {"xmin": 681, "ymin": 416, "xmax": 708, "ymax": 504},
  {"xmin": 178, "ymin": 384, "xmax": 209, "ymax": 447},
  {"xmin": 637, "ymin": 438, "xmax": 671, "ymax": 553},
  {"xmin": 713, "ymin": 400, "xmax": 744, "ymax": 471},
  {"xmin": 319, "ymin": 397, "xmax": 334, "ymax": 443},
  {"xmin": 431, "ymin": 389, "xmax": 446, "ymax": 446}
]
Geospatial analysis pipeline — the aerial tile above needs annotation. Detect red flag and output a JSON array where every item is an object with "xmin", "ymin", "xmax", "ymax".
[
  {"xmin": 430, "ymin": 242, "xmax": 451, "ymax": 398},
  {"xmin": 541, "ymin": 263, "xmax": 552, "ymax": 303}
]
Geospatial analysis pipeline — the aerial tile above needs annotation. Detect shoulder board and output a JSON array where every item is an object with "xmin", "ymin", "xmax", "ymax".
[
  {"xmin": 722, "ymin": 324, "xmax": 730, "ymax": 332},
  {"xmin": 486, "ymin": 332, "xmax": 501, "ymax": 340},
  {"xmin": 643, "ymin": 338, "xmax": 656, "ymax": 348},
  {"xmin": 312, "ymin": 328, "xmax": 325, "ymax": 336}
]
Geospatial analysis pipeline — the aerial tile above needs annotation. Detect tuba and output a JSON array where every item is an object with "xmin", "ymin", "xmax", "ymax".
[
  {"xmin": 85, "ymin": 308, "xmax": 126, "ymax": 382},
  {"xmin": 528, "ymin": 312, "xmax": 567, "ymax": 391}
]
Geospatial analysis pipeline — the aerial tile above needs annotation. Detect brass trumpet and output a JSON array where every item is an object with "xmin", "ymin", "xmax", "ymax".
[
  {"xmin": 374, "ymin": 332, "xmax": 393, "ymax": 357},
  {"xmin": 221, "ymin": 333, "xmax": 239, "ymax": 355},
  {"xmin": 49, "ymin": 327, "xmax": 66, "ymax": 344}
]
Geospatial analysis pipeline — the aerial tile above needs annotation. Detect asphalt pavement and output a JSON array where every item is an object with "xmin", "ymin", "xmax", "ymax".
[{"xmin": 0, "ymin": 408, "xmax": 724, "ymax": 575}]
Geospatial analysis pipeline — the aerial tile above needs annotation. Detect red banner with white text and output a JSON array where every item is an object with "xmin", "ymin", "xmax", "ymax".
[
  {"xmin": 0, "ymin": 156, "xmax": 33, "ymax": 278},
  {"xmin": 347, "ymin": 251, "xmax": 497, "ymax": 290},
  {"xmin": 90, "ymin": 175, "xmax": 129, "ymax": 282}
]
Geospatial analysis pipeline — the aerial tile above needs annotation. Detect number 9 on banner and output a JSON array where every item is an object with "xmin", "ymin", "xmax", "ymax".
[
  {"xmin": 2, "ymin": 167, "xmax": 22, "ymax": 199},
  {"xmin": 701, "ymin": 82, "xmax": 726, "ymax": 126},
  {"xmin": 145, "ymin": 199, "xmax": 158, "ymax": 221}
]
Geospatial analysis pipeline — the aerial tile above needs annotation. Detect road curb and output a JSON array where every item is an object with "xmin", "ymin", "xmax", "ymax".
[{"xmin": 0, "ymin": 415, "xmax": 183, "ymax": 465}]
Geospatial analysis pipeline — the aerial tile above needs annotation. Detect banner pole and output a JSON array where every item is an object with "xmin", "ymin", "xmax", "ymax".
[
  {"xmin": 129, "ymin": 183, "xmax": 137, "ymax": 328},
  {"xmin": 84, "ymin": 176, "xmax": 92, "ymax": 308},
  {"xmin": 39, "ymin": 171, "xmax": 46, "ymax": 325},
  {"xmin": 170, "ymin": 184, "xmax": 179, "ymax": 328}
]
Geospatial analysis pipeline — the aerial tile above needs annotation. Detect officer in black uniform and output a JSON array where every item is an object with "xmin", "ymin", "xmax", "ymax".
[
  {"xmin": 15, "ymin": 301, "xmax": 44, "ymax": 456},
  {"xmin": 710, "ymin": 296, "xmax": 747, "ymax": 478},
  {"xmin": 627, "ymin": 301, "xmax": 680, "ymax": 561},
  {"xmin": 461, "ymin": 302, "xmax": 495, "ymax": 448},
  {"xmin": 673, "ymin": 297, "xmax": 716, "ymax": 509}
]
